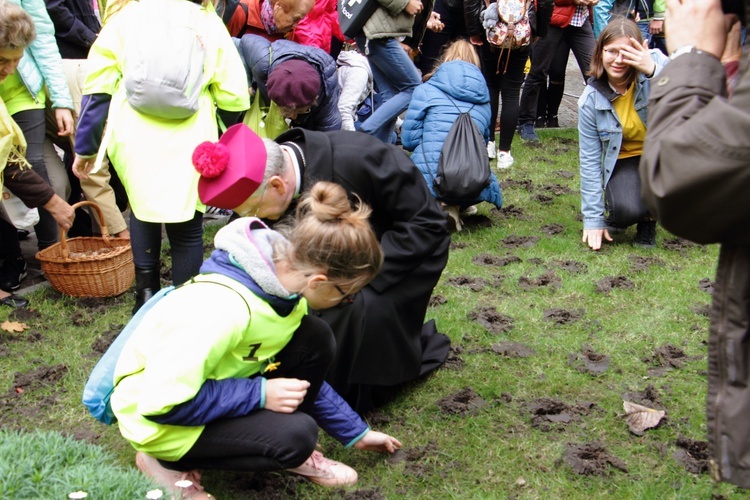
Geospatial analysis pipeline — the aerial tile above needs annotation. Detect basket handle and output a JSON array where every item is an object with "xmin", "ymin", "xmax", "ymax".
[{"xmin": 59, "ymin": 201, "xmax": 113, "ymax": 260}]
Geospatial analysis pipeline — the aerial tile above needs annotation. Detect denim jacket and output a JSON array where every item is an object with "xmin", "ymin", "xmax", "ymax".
[{"xmin": 577, "ymin": 49, "xmax": 668, "ymax": 230}]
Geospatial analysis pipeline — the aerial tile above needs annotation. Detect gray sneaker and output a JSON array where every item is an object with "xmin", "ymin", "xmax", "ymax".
[{"xmin": 517, "ymin": 123, "xmax": 540, "ymax": 142}]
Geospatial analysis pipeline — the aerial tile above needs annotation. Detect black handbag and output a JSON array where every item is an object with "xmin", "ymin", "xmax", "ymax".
[{"xmin": 338, "ymin": 0, "xmax": 379, "ymax": 38}]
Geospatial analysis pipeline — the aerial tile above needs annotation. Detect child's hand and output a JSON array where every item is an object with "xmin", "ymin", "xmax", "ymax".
[
  {"xmin": 353, "ymin": 430, "xmax": 403, "ymax": 453},
  {"xmin": 264, "ymin": 378, "xmax": 310, "ymax": 413}
]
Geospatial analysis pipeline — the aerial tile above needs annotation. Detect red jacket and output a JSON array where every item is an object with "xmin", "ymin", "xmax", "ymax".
[
  {"xmin": 550, "ymin": 0, "xmax": 592, "ymax": 28},
  {"xmin": 290, "ymin": 0, "xmax": 343, "ymax": 53}
]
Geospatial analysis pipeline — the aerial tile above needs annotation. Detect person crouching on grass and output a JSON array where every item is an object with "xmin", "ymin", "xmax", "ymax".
[{"xmin": 109, "ymin": 124, "xmax": 401, "ymax": 498}]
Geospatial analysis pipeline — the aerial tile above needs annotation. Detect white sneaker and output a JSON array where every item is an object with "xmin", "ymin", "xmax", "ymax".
[
  {"xmin": 287, "ymin": 450, "xmax": 358, "ymax": 487},
  {"xmin": 496, "ymin": 151, "xmax": 514, "ymax": 169},
  {"xmin": 203, "ymin": 206, "xmax": 233, "ymax": 219},
  {"xmin": 487, "ymin": 141, "xmax": 496, "ymax": 159}
]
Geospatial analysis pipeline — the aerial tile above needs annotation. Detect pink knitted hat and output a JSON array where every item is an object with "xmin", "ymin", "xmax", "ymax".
[{"xmin": 193, "ymin": 124, "xmax": 267, "ymax": 209}]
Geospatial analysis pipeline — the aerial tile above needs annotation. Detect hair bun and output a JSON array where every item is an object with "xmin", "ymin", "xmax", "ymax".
[{"xmin": 192, "ymin": 141, "xmax": 230, "ymax": 178}]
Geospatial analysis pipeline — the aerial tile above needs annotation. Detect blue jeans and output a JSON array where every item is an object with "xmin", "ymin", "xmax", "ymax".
[{"xmin": 355, "ymin": 36, "xmax": 421, "ymax": 143}]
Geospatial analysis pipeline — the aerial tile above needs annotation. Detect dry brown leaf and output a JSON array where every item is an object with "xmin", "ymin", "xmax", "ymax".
[
  {"xmin": 1, "ymin": 321, "xmax": 28, "ymax": 333},
  {"xmin": 623, "ymin": 400, "xmax": 665, "ymax": 435}
]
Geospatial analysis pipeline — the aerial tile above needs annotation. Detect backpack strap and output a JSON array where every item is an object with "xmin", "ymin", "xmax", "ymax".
[{"xmin": 445, "ymin": 94, "xmax": 475, "ymax": 115}]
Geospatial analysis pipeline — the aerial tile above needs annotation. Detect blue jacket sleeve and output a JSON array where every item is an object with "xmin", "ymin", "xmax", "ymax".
[
  {"xmin": 74, "ymin": 93, "xmax": 111, "ymax": 157},
  {"xmin": 145, "ymin": 377, "xmax": 265, "ymax": 426},
  {"xmin": 309, "ymin": 382, "xmax": 369, "ymax": 447}
]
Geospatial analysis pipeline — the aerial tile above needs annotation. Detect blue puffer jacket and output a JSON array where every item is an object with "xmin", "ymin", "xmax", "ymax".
[
  {"xmin": 8, "ymin": 0, "xmax": 73, "ymax": 110},
  {"xmin": 402, "ymin": 60, "xmax": 502, "ymax": 208},
  {"xmin": 233, "ymin": 35, "xmax": 341, "ymax": 132}
]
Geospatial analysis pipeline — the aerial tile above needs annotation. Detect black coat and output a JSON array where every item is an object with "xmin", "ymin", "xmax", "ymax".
[
  {"xmin": 275, "ymin": 128, "xmax": 451, "ymax": 410},
  {"xmin": 45, "ymin": 0, "xmax": 100, "ymax": 59}
]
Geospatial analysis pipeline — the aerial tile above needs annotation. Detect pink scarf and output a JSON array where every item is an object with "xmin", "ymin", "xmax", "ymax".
[{"xmin": 260, "ymin": 0, "xmax": 278, "ymax": 35}]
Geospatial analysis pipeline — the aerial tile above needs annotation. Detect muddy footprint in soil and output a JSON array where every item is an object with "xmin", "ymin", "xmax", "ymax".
[
  {"xmin": 467, "ymin": 306, "xmax": 514, "ymax": 334},
  {"xmin": 540, "ymin": 223, "xmax": 565, "ymax": 235}
]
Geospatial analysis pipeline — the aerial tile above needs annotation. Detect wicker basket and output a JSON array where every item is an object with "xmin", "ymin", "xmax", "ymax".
[{"xmin": 35, "ymin": 201, "xmax": 134, "ymax": 298}]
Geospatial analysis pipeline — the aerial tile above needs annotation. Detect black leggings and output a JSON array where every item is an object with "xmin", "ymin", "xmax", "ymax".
[
  {"xmin": 160, "ymin": 315, "xmax": 336, "ymax": 472},
  {"xmin": 605, "ymin": 156, "xmax": 650, "ymax": 227}
]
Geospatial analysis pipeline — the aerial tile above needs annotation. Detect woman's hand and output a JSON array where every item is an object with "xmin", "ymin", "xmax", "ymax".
[
  {"xmin": 55, "ymin": 108, "xmax": 75, "ymax": 137},
  {"xmin": 42, "ymin": 194, "xmax": 75, "ymax": 230},
  {"xmin": 619, "ymin": 37, "xmax": 656, "ymax": 76},
  {"xmin": 264, "ymin": 378, "xmax": 309, "ymax": 413},
  {"xmin": 353, "ymin": 430, "xmax": 403, "ymax": 453},
  {"xmin": 72, "ymin": 155, "xmax": 96, "ymax": 180},
  {"xmin": 405, "ymin": 0, "xmax": 423, "ymax": 16},
  {"xmin": 427, "ymin": 11, "xmax": 444, "ymax": 32},
  {"xmin": 582, "ymin": 228, "xmax": 613, "ymax": 251}
]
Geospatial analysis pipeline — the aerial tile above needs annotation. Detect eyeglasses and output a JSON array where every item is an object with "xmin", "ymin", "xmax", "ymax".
[
  {"xmin": 602, "ymin": 48, "xmax": 622, "ymax": 60},
  {"xmin": 332, "ymin": 283, "xmax": 355, "ymax": 304}
]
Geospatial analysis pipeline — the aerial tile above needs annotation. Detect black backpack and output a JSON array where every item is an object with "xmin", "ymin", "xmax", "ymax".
[{"xmin": 428, "ymin": 96, "xmax": 491, "ymax": 200}]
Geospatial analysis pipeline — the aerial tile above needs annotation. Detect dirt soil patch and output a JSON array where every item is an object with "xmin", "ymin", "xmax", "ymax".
[
  {"xmin": 540, "ymin": 223, "xmax": 565, "ymax": 235},
  {"xmin": 501, "ymin": 179, "xmax": 534, "ymax": 192},
  {"xmin": 437, "ymin": 387, "xmax": 489, "ymax": 416},
  {"xmin": 629, "ymin": 255, "xmax": 665, "ymax": 272},
  {"xmin": 90, "ymin": 325, "xmax": 123, "ymax": 355},
  {"xmin": 467, "ymin": 307, "xmax": 514, "ymax": 334},
  {"xmin": 562, "ymin": 442, "xmax": 629, "ymax": 476},
  {"xmin": 622, "ymin": 384, "xmax": 663, "ymax": 409},
  {"xmin": 644, "ymin": 345, "xmax": 688, "ymax": 369},
  {"xmin": 538, "ymin": 184, "xmax": 574, "ymax": 196},
  {"xmin": 534, "ymin": 194, "xmax": 554, "ymax": 205},
  {"xmin": 595, "ymin": 276, "xmax": 634, "ymax": 293},
  {"xmin": 673, "ymin": 436, "xmax": 709, "ymax": 474},
  {"xmin": 7, "ymin": 308, "xmax": 42, "ymax": 323},
  {"xmin": 428, "ymin": 294, "xmax": 447, "ymax": 307},
  {"xmin": 519, "ymin": 271, "xmax": 561, "ymax": 291},
  {"xmin": 11, "ymin": 364, "xmax": 67, "ymax": 391},
  {"xmin": 569, "ymin": 346, "xmax": 610, "ymax": 375},
  {"xmin": 553, "ymin": 170, "xmax": 575, "ymax": 179},
  {"xmin": 490, "ymin": 342, "xmax": 535, "ymax": 358},
  {"xmin": 500, "ymin": 235, "xmax": 540, "ymax": 249},
  {"xmin": 524, "ymin": 398, "xmax": 596, "ymax": 432},
  {"xmin": 553, "ymin": 260, "xmax": 588, "ymax": 274},
  {"xmin": 543, "ymin": 308, "xmax": 584, "ymax": 325},
  {"xmin": 472, "ymin": 253, "xmax": 521, "ymax": 267},
  {"xmin": 662, "ymin": 237, "xmax": 699, "ymax": 253},
  {"xmin": 494, "ymin": 204, "xmax": 531, "ymax": 221},
  {"xmin": 447, "ymin": 276, "xmax": 489, "ymax": 292},
  {"xmin": 697, "ymin": 278, "xmax": 714, "ymax": 294},
  {"xmin": 442, "ymin": 346, "xmax": 465, "ymax": 371}
]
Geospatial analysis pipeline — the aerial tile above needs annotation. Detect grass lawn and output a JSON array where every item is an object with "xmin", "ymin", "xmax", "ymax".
[{"xmin": 1, "ymin": 127, "xmax": 745, "ymax": 499}]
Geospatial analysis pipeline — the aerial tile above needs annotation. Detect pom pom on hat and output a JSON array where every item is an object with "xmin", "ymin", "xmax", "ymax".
[
  {"xmin": 192, "ymin": 142, "xmax": 230, "ymax": 178},
  {"xmin": 195, "ymin": 124, "xmax": 267, "ymax": 209},
  {"xmin": 267, "ymin": 59, "xmax": 320, "ymax": 109}
]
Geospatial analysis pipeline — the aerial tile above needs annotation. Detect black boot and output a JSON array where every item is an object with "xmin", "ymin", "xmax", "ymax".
[
  {"xmin": 634, "ymin": 220, "xmax": 657, "ymax": 249},
  {"xmin": 133, "ymin": 267, "xmax": 161, "ymax": 315}
]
